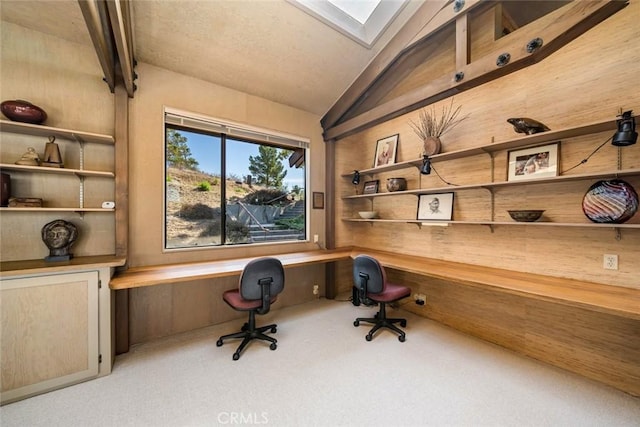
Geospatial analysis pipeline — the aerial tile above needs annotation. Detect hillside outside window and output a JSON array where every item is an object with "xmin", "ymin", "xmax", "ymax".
[{"xmin": 164, "ymin": 109, "xmax": 309, "ymax": 250}]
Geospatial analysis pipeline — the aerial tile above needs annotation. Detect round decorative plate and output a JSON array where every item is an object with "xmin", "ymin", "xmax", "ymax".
[{"xmin": 582, "ymin": 179, "xmax": 638, "ymax": 224}]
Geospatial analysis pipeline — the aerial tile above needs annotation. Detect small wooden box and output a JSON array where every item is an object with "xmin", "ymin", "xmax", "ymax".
[{"xmin": 8, "ymin": 197, "xmax": 43, "ymax": 207}]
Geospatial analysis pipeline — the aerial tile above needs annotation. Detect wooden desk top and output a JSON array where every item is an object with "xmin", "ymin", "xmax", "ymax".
[
  {"xmin": 109, "ymin": 248, "xmax": 352, "ymax": 290},
  {"xmin": 109, "ymin": 246, "xmax": 638, "ymax": 320},
  {"xmin": 351, "ymin": 248, "xmax": 640, "ymax": 320},
  {"xmin": 0, "ymin": 255, "xmax": 127, "ymax": 278}
]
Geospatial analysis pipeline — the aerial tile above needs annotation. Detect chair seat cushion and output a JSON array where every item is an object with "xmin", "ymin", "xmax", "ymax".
[
  {"xmin": 223, "ymin": 289, "xmax": 277, "ymax": 311},
  {"xmin": 368, "ymin": 282, "xmax": 411, "ymax": 303}
]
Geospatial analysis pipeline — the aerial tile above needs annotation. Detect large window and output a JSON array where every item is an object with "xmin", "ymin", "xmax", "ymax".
[{"xmin": 164, "ymin": 109, "xmax": 308, "ymax": 250}]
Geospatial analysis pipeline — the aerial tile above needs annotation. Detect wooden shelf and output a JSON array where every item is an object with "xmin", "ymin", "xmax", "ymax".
[
  {"xmin": 0, "ymin": 163, "xmax": 114, "ymax": 178},
  {"xmin": 341, "ymin": 117, "xmax": 618, "ymax": 177},
  {"xmin": 342, "ymin": 218, "xmax": 640, "ymax": 229},
  {"xmin": 0, "ymin": 120, "xmax": 114, "ymax": 145},
  {"xmin": 342, "ymin": 168, "xmax": 640, "ymax": 199},
  {"xmin": 1, "ymin": 207, "xmax": 114, "ymax": 212}
]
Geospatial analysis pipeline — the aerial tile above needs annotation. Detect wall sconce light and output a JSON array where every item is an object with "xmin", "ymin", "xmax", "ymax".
[
  {"xmin": 420, "ymin": 156, "xmax": 431, "ymax": 175},
  {"xmin": 612, "ymin": 110, "xmax": 637, "ymax": 147},
  {"xmin": 351, "ymin": 170, "xmax": 360, "ymax": 185}
]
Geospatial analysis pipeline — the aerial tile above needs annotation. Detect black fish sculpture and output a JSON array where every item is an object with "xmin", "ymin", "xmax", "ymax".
[{"xmin": 507, "ymin": 117, "xmax": 550, "ymax": 135}]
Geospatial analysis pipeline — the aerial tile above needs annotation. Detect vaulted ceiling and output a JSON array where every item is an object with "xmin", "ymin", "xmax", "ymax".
[{"xmin": 0, "ymin": 0, "xmax": 422, "ymax": 116}]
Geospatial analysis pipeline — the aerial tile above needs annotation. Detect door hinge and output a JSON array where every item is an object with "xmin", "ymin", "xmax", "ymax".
[
  {"xmin": 98, "ymin": 279, "xmax": 102, "ymax": 289},
  {"xmin": 99, "ymin": 354, "xmax": 102, "ymax": 364}
]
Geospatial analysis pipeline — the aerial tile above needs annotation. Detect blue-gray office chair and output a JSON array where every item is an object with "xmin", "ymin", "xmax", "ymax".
[
  {"xmin": 353, "ymin": 255, "xmax": 411, "ymax": 342},
  {"xmin": 216, "ymin": 257, "xmax": 285, "ymax": 360}
]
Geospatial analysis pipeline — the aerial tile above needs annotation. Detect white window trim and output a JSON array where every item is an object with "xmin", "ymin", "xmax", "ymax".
[{"xmin": 287, "ymin": 0, "xmax": 408, "ymax": 48}]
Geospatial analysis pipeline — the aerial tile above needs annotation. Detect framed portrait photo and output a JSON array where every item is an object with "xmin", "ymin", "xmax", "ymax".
[
  {"xmin": 508, "ymin": 142, "xmax": 559, "ymax": 181},
  {"xmin": 362, "ymin": 180, "xmax": 379, "ymax": 195},
  {"xmin": 417, "ymin": 193, "xmax": 454, "ymax": 221},
  {"xmin": 373, "ymin": 134, "xmax": 399, "ymax": 167}
]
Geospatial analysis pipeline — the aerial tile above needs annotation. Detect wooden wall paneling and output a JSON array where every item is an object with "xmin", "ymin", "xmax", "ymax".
[
  {"xmin": 333, "ymin": 0, "xmax": 640, "ymax": 289},
  {"xmin": 127, "ymin": 264, "xmax": 328, "ymax": 344},
  {"xmin": 324, "ymin": 1, "xmax": 628, "ymax": 141},
  {"xmin": 523, "ymin": 300, "xmax": 640, "ymax": 396},
  {"xmin": 390, "ymin": 268, "xmax": 640, "ymax": 395},
  {"xmin": 321, "ymin": 0, "xmax": 450, "ymax": 130}
]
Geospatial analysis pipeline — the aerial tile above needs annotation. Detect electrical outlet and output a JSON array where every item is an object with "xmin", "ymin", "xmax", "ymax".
[
  {"xmin": 603, "ymin": 254, "xmax": 618, "ymax": 270},
  {"xmin": 313, "ymin": 284, "xmax": 319, "ymax": 295},
  {"xmin": 313, "ymin": 234, "xmax": 319, "ymax": 243}
]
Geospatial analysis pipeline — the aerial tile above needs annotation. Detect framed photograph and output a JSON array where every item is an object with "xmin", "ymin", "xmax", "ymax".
[
  {"xmin": 417, "ymin": 193, "xmax": 454, "ymax": 221},
  {"xmin": 508, "ymin": 142, "xmax": 559, "ymax": 181},
  {"xmin": 373, "ymin": 134, "xmax": 399, "ymax": 167},
  {"xmin": 362, "ymin": 180, "xmax": 379, "ymax": 195},
  {"xmin": 312, "ymin": 192, "xmax": 324, "ymax": 209}
]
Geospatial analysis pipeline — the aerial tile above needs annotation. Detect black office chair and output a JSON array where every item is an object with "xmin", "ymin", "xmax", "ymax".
[
  {"xmin": 216, "ymin": 257, "xmax": 285, "ymax": 360},
  {"xmin": 352, "ymin": 255, "xmax": 411, "ymax": 342}
]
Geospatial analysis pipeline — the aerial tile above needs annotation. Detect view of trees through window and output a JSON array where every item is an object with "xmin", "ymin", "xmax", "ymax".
[{"xmin": 165, "ymin": 125, "xmax": 306, "ymax": 249}]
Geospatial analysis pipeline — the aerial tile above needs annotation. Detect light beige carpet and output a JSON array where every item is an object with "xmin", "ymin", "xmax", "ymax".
[{"xmin": 1, "ymin": 298, "xmax": 639, "ymax": 426}]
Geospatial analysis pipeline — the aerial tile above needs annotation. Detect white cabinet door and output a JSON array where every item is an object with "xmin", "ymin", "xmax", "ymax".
[{"xmin": 1, "ymin": 271, "xmax": 99, "ymax": 405}]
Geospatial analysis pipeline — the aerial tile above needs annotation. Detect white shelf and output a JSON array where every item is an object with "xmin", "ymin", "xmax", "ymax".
[
  {"xmin": 0, "ymin": 163, "xmax": 114, "ymax": 178},
  {"xmin": 342, "ymin": 218, "xmax": 640, "ymax": 229},
  {"xmin": 341, "ymin": 117, "xmax": 618, "ymax": 177},
  {"xmin": 1, "ymin": 207, "xmax": 114, "ymax": 212},
  {"xmin": 342, "ymin": 168, "xmax": 640, "ymax": 199},
  {"xmin": 0, "ymin": 120, "xmax": 114, "ymax": 145}
]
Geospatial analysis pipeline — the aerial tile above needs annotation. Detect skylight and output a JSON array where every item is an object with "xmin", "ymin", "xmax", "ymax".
[
  {"xmin": 288, "ymin": 0, "xmax": 408, "ymax": 48},
  {"xmin": 328, "ymin": 0, "xmax": 381, "ymax": 24}
]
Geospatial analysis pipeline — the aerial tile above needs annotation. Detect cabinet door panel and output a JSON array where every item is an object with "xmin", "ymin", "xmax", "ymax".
[{"xmin": 0, "ymin": 271, "xmax": 99, "ymax": 404}]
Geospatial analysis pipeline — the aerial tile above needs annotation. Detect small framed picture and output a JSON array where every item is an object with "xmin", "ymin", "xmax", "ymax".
[
  {"xmin": 417, "ymin": 193, "xmax": 454, "ymax": 221},
  {"xmin": 507, "ymin": 142, "xmax": 559, "ymax": 181},
  {"xmin": 312, "ymin": 192, "xmax": 324, "ymax": 209},
  {"xmin": 362, "ymin": 180, "xmax": 379, "ymax": 195},
  {"xmin": 373, "ymin": 134, "xmax": 399, "ymax": 167}
]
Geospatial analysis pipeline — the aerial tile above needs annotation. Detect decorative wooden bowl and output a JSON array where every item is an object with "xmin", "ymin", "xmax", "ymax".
[{"xmin": 508, "ymin": 210, "xmax": 544, "ymax": 222}]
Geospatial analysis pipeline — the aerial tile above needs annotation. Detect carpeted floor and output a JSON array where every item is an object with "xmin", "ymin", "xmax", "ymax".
[{"xmin": 1, "ymin": 298, "xmax": 639, "ymax": 426}]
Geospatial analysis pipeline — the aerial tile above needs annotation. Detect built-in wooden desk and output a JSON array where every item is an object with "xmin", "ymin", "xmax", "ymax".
[
  {"xmin": 350, "ymin": 248, "xmax": 640, "ymax": 320},
  {"xmin": 110, "ymin": 247, "xmax": 639, "ymax": 395},
  {"xmin": 110, "ymin": 248, "xmax": 352, "ymax": 290}
]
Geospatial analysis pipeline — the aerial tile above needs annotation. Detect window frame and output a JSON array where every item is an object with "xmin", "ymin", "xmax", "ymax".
[{"xmin": 163, "ymin": 107, "xmax": 311, "ymax": 252}]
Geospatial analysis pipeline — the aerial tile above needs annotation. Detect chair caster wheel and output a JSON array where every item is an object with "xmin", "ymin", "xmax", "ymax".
[
  {"xmin": 399, "ymin": 335, "xmax": 406, "ymax": 342},
  {"xmin": 216, "ymin": 339, "xmax": 223, "ymax": 347},
  {"xmin": 400, "ymin": 320, "xmax": 407, "ymax": 327},
  {"xmin": 270, "ymin": 342, "xmax": 277, "ymax": 350},
  {"xmin": 365, "ymin": 334, "xmax": 372, "ymax": 341},
  {"xmin": 271, "ymin": 326, "xmax": 277, "ymax": 333},
  {"xmin": 232, "ymin": 353, "xmax": 240, "ymax": 361},
  {"xmin": 354, "ymin": 320, "xmax": 360, "ymax": 327}
]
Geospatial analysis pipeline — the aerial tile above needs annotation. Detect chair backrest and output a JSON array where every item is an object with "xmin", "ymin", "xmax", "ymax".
[
  {"xmin": 239, "ymin": 257, "xmax": 285, "ymax": 309},
  {"xmin": 353, "ymin": 255, "xmax": 386, "ymax": 295}
]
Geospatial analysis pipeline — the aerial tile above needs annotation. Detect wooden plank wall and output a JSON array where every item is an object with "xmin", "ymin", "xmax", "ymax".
[{"xmin": 334, "ymin": 0, "xmax": 640, "ymax": 292}]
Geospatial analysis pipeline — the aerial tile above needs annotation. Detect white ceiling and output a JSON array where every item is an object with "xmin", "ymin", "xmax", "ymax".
[{"xmin": 0, "ymin": 0, "xmax": 422, "ymax": 116}]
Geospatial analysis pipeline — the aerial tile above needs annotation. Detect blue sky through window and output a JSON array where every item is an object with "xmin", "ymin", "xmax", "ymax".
[{"xmin": 177, "ymin": 131, "xmax": 304, "ymax": 191}]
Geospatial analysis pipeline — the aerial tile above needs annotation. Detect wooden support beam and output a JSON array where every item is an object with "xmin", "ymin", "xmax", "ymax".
[
  {"xmin": 323, "ymin": 0, "xmax": 628, "ymax": 141},
  {"xmin": 106, "ymin": 0, "xmax": 136, "ymax": 97},
  {"xmin": 78, "ymin": 0, "xmax": 115, "ymax": 92}
]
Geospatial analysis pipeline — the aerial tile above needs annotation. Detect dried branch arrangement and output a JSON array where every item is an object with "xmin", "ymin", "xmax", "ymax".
[{"xmin": 408, "ymin": 99, "xmax": 469, "ymax": 139}]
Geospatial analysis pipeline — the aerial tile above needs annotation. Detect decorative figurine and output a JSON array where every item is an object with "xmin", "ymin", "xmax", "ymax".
[
  {"xmin": 507, "ymin": 118, "xmax": 550, "ymax": 135},
  {"xmin": 15, "ymin": 147, "xmax": 41, "ymax": 166},
  {"xmin": 41, "ymin": 219, "xmax": 78, "ymax": 261},
  {"xmin": 42, "ymin": 136, "xmax": 64, "ymax": 168}
]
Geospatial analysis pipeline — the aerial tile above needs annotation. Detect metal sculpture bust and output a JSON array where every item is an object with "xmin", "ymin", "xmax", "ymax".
[{"xmin": 41, "ymin": 219, "xmax": 78, "ymax": 261}]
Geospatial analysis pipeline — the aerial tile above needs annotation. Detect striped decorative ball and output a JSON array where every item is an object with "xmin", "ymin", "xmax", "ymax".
[{"xmin": 582, "ymin": 179, "xmax": 638, "ymax": 224}]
